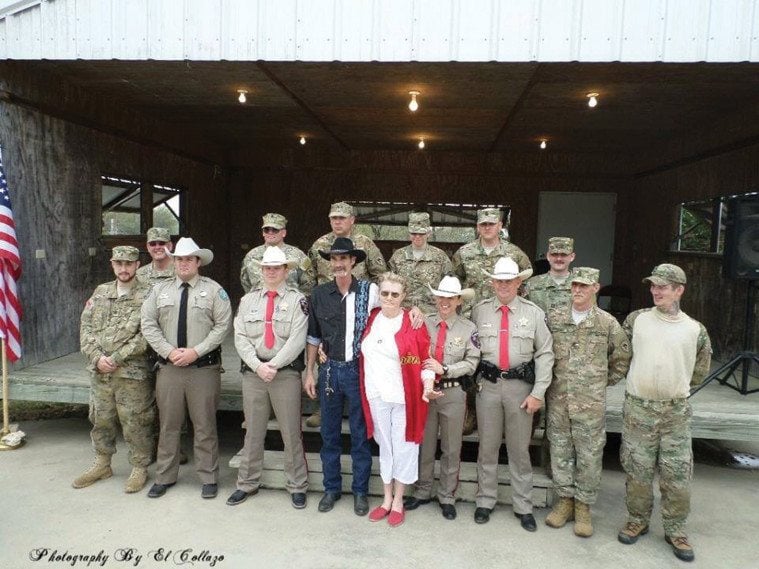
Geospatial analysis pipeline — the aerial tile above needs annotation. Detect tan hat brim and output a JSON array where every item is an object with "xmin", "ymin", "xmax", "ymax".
[{"xmin": 643, "ymin": 276, "xmax": 670, "ymax": 285}]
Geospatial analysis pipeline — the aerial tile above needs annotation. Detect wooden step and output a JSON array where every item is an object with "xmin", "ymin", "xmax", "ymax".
[{"xmin": 229, "ymin": 450, "xmax": 554, "ymax": 507}]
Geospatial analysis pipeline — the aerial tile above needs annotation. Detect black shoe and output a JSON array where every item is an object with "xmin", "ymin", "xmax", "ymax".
[
  {"xmin": 440, "ymin": 503, "xmax": 457, "ymax": 520},
  {"xmin": 354, "ymin": 494, "xmax": 369, "ymax": 516},
  {"xmin": 147, "ymin": 482, "xmax": 175, "ymax": 498},
  {"xmin": 474, "ymin": 507, "xmax": 492, "ymax": 524},
  {"xmin": 318, "ymin": 492, "xmax": 341, "ymax": 513},
  {"xmin": 404, "ymin": 497, "xmax": 431, "ymax": 511},
  {"xmin": 201, "ymin": 483, "xmax": 218, "ymax": 499},
  {"xmin": 291, "ymin": 492, "xmax": 307, "ymax": 509},
  {"xmin": 515, "ymin": 512, "xmax": 537, "ymax": 532},
  {"xmin": 226, "ymin": 489, "xmax": 257, "ymax": 506}
]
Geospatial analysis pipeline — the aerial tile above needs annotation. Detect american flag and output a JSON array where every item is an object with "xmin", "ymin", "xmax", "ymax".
[{"xmin": 0, "ymin": 147, "xmax": 22, "ymax": 362}]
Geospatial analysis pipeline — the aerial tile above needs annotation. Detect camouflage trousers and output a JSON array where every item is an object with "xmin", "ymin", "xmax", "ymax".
[
  {"xmin": 89, "ymin": 373, "xmax": 156, "ymax": 467},
  {"xmin": 546, "ymin": 394, "xmax": 606, "ymax": 504},
  {"xmin": 620, "ymin": 393, "xmax": 692, "ymax": 537}
]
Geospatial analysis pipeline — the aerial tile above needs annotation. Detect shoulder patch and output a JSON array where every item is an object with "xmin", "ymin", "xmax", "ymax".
[
  {"xmin": 470, "ymin": 330, "xmax": 481, "ymax": 350},
  {"xmin": 218, "ymin": 289, "xmax": 230, "ymax": 302},
  {"xmin": 299, "ymin": 297, "xmax": 309, "ymax": 316},
  {"xmin": 85, "ymin": 298, "xmax": 94, "ymax": 310}
]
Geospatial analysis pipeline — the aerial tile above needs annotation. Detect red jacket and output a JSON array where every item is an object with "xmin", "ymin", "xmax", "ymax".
[{"xmin": 360, "ymin": 308, "xmax": 431, "ymax": 444}]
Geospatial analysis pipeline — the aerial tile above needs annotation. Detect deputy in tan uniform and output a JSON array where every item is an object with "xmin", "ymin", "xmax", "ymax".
[
  {"xmin": 136, "ymin": 227, "xmax": 175, "ymax": 285},
  {"xmin": 227, "ymin": 247, "xmax": 310, "ymax": 509},
  {"xmin": 74, "ymin": 246, "xmax": 155, "ymax": 493},
  {"xmin": 240, "ymin": 213, "xmax": 314, "ymax": 295},
  {"xmin": 471, "ymin": 257, "xmax": 553, "ymax": 531},
  {"xmin": 404, "ymin": 276, "xmax": 480, "ymax": 520},
  {"xmin": 141, "ymin": 237, "xmax": 232, "ymax": 499},
  {"xmin": 524, "ymin": 237, "xmax": 576, "ymax": 313},
  {"xmin": 389, "ymin": 212, "xmax": 453, "ymax": 316}
]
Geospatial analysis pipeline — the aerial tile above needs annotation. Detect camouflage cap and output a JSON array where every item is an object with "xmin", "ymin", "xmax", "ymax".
[
  {"xmin": 643, "ymin": 263, "xmax": 687, "ymax": 286},
  {"xmin": 111, "ymin": 245, "xmax": 139, "ymax": 262},
  {"xmin": 571, "ymin": 267, "xmax": 600, "ymax": 285},
  {"xmin": 408, "ymin": 212, "xmax": 431, "ymax": 234},
  {"xmin": 262, "ymin": 213, "xmax": 287, "ymax": 229},
  {"xmin": 548, "ymin": 236, "xmax": 574, "ymax": 254},
  {"xmin": 477, "ymin": 207, "xmax": 502, "ymax": 224},
  {"xmin": 329, "ymin": 201, "xmax": 354, "ymax": 217},
  {"xmin": 146, "ymin": 227, "xmax": 171, "ymax": 243}
]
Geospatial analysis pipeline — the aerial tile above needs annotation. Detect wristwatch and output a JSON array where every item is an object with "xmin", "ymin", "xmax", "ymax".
[{"xmin": 442, "ymin": 364, "xmax": 449, "ymax": 376}]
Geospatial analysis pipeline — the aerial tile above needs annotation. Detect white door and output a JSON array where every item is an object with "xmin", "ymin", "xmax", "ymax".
[{"xmin": 536, "ymin": 192, "xmax": 616, "ymax": 285}]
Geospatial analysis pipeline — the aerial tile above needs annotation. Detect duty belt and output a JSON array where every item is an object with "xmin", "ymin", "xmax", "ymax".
[
  {"xmin": 437, "ymin": 380, "xmax": 461, "ymax": 390},
  {"xmin": 157, "ymin": 347, "xmax": 221, "ymax": 369},
  {"xmin": 240, "ymin": 358, "xmax": 304, "ymax": 374}
]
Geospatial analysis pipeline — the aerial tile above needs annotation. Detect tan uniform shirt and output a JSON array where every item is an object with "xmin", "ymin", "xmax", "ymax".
[
  {"xmin": 424, "ymin": 313, "xmax": 480, "ymax": 379},
  {"xmin": 234, "ymin": 283, "xmax": 308, "ymax": 370},
  {"xmin": 471, "ymin": 296, "xmax": 554, "ymax": 400},
  {"xmin": 141, "ymin": 275, "xmax": 232, "ymax": 359},
  {"xmin": 390, "ymin": 244, "xmax": 453, "ymax": 314},
  {"xmin": 240, "ymin": 243, "xmax": 314, "ymax": 295},
  {"xmin": 307, "ymin": 230, "xmax": 387, "ymax": 285}
]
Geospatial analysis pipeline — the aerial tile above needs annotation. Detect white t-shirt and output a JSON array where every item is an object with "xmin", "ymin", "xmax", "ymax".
[{"xmin": 361, "ymin": 312, "xmax": 405, "ymax": 404}]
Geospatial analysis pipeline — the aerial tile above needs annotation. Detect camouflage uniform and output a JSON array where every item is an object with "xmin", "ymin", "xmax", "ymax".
[
  {"xmin": 308, "ymin": 231, "xmax": 386, "ymax": 285},
  {"xmin": 136, "ymin": 263, "xmax": 174, "ymax": 286},
  {"xmin": 546, "ymin": 271, "xmax": 631, "ymax": 504},
  {"xmin": 524, "ymin": 237, "xmax": 575, "ymax": 313},
  {"xmin": 620, "ymin": 264, "xmax": 712, "ymax": 538},
  {"xmin": 241, "ymin": 244, "xmax": 313, "ymax": 295},
  {"xmin": 80, "ymin": 250, "xmax": 155, "ymax": 467}
]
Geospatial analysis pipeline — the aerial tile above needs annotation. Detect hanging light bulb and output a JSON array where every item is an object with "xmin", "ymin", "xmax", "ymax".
[
  {"xmin": 237, "ymin": 90, "xmax": 247, "ymax": 104},
  {"xmin": 540, "ymin": 139, "xmax": 547, "ymax": 150},
  {"xmin": 587, "ymin": 92, "xmax": 598, "ymax": 108},
  {"xmin": 418, "ymin": 138, "xmax": 425, "ymax": 150},
  {"xmin": 408, "ymin": 91, "xmax": 420, "ymax": 112},
  {"xmin": 299, "ymin": 136, "xmax": 306, "ymax": 145}
]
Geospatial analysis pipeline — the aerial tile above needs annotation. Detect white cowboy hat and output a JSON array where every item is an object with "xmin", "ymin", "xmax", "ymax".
[
  {"xmin": 252, "ymin": 246, "xmax": 298, "ymax": 269},
  {"xmin": 428, "ymin": 275, "xmax": 475, "ymax": 301},
  {"xmin": 482, "ymin": 257, "xmax": 533, "ymax": 281},
  {"xmin": 167, "ymin": 237, "xmax": 214, "ymax": 266}
]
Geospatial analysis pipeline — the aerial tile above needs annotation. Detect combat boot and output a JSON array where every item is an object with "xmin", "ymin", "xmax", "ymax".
[
  {"xmin": 72, "ymin": 453, "xmax": 112, "ymax": 489},
  {"xmin": 305, "ymin": 409, "xmax": 321, "ymax": 428},
  {"xmin": 545, "ymin": 497, "xmax": 574, "ymax": 528},
  {"xmin": 124, "ymin": 467, "xmax": 148, "ymax": 493},
  {"xmin": 573, "ymin": 501, "xmax": 593, "ymax": 537}
]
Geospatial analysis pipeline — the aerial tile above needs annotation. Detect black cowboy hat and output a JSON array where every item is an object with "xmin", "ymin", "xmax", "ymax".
[{"xmin": 318, "ymin": 237, "xmax": 367, "ymax": 263}]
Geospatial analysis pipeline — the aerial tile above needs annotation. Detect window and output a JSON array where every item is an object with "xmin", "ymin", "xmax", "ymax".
[
  {"xmin": 101, "ymin": 175, "xmax": 185, "ymax": 237},
  {"xmin": 673, "ymin": 192, "xmax": 759, "ymax": 253}
]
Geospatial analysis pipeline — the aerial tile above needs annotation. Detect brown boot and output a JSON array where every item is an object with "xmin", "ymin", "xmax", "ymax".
[
  {"xmin": 305, "ymin": 410, "xmax": 321, "ymax": 428},
  {"xmin": 124, "ymin": 467, "xmax": 148, "ymax": 493},
  {"xmin": 545, "ymin": 497, "xmax": 574, "ymax": 528},
  {"xmin": 573, "ymin": 501, "xmax": 593, "ymax": 537},
  {"xmin": 617, "ymin": 521, "xmax": 649, "ymax": 544},
  {"xmin": 72, "ymin": 453, "xmax": 112, "ymax": 489},
  {"xmin": 665, "ymin": 535, "xmax": 695, "ymax": 562}
]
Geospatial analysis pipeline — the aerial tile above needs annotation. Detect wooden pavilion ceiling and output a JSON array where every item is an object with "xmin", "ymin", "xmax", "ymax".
[{"xmin": 19, "ymin": 60, "xmax": 759, "ymax": 173}]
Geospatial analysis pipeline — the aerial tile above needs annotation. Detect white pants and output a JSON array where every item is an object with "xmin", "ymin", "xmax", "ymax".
[{"xmin": 369, "ymin": 398, "xmax": 419, "ymax": 485}]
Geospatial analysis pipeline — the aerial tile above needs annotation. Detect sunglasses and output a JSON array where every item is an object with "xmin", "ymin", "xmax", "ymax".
[
  {"xmin": 263, "ymin": 227, "xmax": 281, "ymax": 234},
  {"xmin": 380, "ymin": 290, "xmax": 402, "ymax": 298},
  {"xmin": 147, "ymin": 241, "xmax": 166, "ymax": 247}
]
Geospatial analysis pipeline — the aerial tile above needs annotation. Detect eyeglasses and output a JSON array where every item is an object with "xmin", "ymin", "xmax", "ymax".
[
  {"xmin": 263, "ymin": 227, "xmax": 281, "ymax": 234},
  {"xmin": 380, "ymin": 290, "xmax": 402, "ymax": 298},
  {"xmin": 147, "ymin": 241, "xmax": 166, "ymax": 247}
]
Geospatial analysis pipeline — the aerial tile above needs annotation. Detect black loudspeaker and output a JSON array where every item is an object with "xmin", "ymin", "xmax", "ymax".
[{"xmin": 723, "ymin": 194, "xmax": 759, "ymax": 280}]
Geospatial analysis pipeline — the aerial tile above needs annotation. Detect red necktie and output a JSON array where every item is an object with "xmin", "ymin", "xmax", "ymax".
[
  {"xmin": 435, "ymin": 321, "xmax": 447, "ymax": 380},
  {"xmin": 499, "ymin": 305, "xmax": 510, "ymax": 370},
  {"xmin": 264, "ymin": 290, "xmax": 277, "ymax": 349}
]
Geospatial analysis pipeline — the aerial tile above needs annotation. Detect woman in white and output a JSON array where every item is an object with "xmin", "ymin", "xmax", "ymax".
[{"xmin": 359, "ymin": 272, "xmax": 436, "ymax": 527}]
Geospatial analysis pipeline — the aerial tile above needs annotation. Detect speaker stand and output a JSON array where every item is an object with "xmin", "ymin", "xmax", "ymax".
[{"xmin": 693, "ymin": 280, "xmax": 758, "ymax": 396}]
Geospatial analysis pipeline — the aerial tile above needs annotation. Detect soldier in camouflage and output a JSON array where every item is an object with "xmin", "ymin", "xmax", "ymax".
[
  {"xmin": 136, "ymin": 227, "xmax": 174, "ymax": 286},
  {"xmin": 74, "ymin": 246, "xmax": 156, "ymax": 494},
  {"xmin": 307, "ymin": 201, "xmax": 387, "ymax": 286},
  {"xmin": 240, "ymin": 213, "xmax": 314, "ymax": 296},
  {"xmin": 389, "ymin": 212, "xmax": 452, "ymax": 316},
  {"xmin": 524, "ymin": 237, "xmax": 576, "ymax": 313},
  {"xmin": 617, "ymin": 263, "xmax": 711, "ymax": 563},
  {"xmin": 544, "ymin": 267, "xmax": 631, "ymax": 537},
  {"xmin": 451, "ymin": 208, "xmax": 531, "ymax": 434}
]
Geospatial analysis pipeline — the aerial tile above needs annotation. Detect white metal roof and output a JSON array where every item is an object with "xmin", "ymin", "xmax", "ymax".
[{"xmin": 1, "ymin": 0, "xmax": 757, "ymax": 62}]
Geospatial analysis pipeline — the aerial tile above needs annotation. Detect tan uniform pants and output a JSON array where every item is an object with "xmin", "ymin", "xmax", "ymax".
[
  {"xmin": 155, "ymin": 363, "xmax": 221, "ymax": 485},
  {"xmin": 476, "ymin": 378, "xmax": 534, "ymax": 513},
  {"xmin": 236, "ymin": 368, "xmax": 308, "ymax": 494}
]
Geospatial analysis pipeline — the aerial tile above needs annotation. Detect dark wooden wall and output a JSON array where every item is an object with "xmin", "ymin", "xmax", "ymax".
[{"xmin": 0, "ymin": 63, "xmax": 228, "ymax": 369}]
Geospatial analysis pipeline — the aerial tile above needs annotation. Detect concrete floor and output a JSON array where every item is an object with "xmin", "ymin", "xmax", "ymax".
[{"xmin": 1, "ymin": 417, "xmax": 758, "ymax": 569}]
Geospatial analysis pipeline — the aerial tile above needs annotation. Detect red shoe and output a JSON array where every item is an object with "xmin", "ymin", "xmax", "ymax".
[
  {"xmin": 369, "ymin": 506, "xmax": 390, "ymax": 522},
  {"xmin": 388, "ymin": 508, "xmax": 405, "ymax": 527}
]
